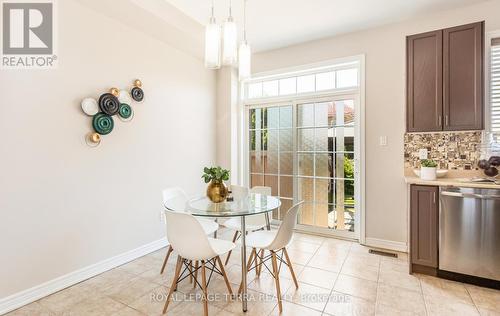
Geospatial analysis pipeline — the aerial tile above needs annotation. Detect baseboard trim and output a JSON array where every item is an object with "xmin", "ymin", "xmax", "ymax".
[
  {"xmin": 0, "ymin": 238, "xmax": 168, "ymax": 315},
  {"xmin": 364, "ymin": 237, "xmax": 408, "ymax": 252}
]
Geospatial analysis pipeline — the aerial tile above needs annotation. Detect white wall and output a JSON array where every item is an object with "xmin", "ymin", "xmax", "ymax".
[
  {"xmin": 0, "ymin": 0, "xmax": 215, "ymax": 298},
  {"xmin": 252, "ymin": 0, "xmax": 500, "ymax": 246}
]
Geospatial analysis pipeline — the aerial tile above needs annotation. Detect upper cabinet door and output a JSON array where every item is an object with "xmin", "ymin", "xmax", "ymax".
[
  {"xmin": 443, "ymin": 22, "xmax": 484, "ymax": 130},
  {"xmin": 407, "ymin": 31, "xmax": 443, "ymax": 132}
]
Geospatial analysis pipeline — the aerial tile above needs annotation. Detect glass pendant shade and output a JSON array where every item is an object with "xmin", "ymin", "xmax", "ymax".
[
  {"xmin": 222, "ymin": 17, "xmax": 238, "ymax": 65},
  {"xmin": 238, "ymin": 41, "xmax": 251, "ymax": 80},
  {"xmin": 204, "ymin": 18, "xmax": 221, "ymax": 69}
]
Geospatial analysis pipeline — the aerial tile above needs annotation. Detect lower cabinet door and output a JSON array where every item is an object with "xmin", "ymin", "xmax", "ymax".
[{"xmin": 410, "ymin": 185, "xmax": 439, "ymax": 267}]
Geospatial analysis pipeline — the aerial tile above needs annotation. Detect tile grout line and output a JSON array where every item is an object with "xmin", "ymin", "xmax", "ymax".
[
  {"xmin": 320, "ymin": 240, "xmax": 352, "ymax": 315},
  {"xmin": 464, "ymin": 285, "xmax": 482, "ymax": 315}
]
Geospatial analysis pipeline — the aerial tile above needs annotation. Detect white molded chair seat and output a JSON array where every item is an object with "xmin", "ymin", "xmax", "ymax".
[
  {"xmin": 163, "ymin": 187, "xmax": 218, "ymax": 236},
  {"xmin": 238, "ymin": 201, "xmax": 303, "ymax": 314},
  {"xmin": 207, "ymin": 237, "xmax": 236, "ymax": 258},
  {"xmin": 163, "ymin": 211, "xmax": 235, "ymax": 315},
  {"xmin": 244, "ymin": 230, "xmax": 277, "ymax": 249},
  {"xmin": 198, "ymin": 218, "xmax": 219, "ymax": 236},
  {"xmin": 223, "ymin": 216, "xmax": 265, "ymax": 232},
  {"xmin": 223, "ymin": 186, "xmax": 272, "ymax": 232}
]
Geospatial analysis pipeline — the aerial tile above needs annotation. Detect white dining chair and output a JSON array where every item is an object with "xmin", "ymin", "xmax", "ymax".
[
  {"xmin": 162, "ymin": 211, "xmax": 235, "ymax": 316},
  {"xmin": 160, "ymin": 187, "xmax": 219, "ymax": 274},
  {"xmin": 238, "ymin": 201, "xmax": 303, "ymax": 313},
  {"xmin": 223, "ymin": 186, "xmax": 272, "ymax": 265}
]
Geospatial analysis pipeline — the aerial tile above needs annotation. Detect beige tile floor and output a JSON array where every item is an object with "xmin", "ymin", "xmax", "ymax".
[{"xmin": 5, "ymin": 227, "xmax": 500, "ymax": 316}]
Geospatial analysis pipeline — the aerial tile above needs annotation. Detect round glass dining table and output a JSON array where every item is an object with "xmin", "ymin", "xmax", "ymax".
[{"xmin": 166, "ymin": 193, "xmax": 281, "ymax": 312}]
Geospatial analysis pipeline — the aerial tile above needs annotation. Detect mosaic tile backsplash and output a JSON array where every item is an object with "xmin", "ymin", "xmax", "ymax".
[{"xmin": 404, "ymin": 132, "xmax": 482, "ymax": 170}]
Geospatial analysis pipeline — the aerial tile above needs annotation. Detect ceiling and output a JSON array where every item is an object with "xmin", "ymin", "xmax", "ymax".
[{"xmin": 165, "ymin": 0, "xmax": 488, "ymax": 52}]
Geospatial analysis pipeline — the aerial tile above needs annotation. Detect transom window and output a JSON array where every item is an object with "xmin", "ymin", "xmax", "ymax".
[{"xmin": 244, "ymin": 61, "xmax": 359, "ymax": 100}]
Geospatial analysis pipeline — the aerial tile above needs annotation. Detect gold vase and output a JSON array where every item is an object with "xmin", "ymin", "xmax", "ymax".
[{"xmin": 206, "ymin": 180, "xmax": 228, "ymax": 203}]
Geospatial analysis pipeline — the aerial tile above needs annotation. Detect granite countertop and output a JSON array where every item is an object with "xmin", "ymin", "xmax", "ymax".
[{"xmin": 404, "ymin": 169, "xmax": 500, "ymax": 189}]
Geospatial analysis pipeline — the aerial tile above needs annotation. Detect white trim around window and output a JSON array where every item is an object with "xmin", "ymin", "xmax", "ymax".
[{"xmin": 239, "ymin": 54, "xmax": 366, "ymax": 243}]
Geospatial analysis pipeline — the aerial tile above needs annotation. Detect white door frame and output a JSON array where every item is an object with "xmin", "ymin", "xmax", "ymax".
[{"xmin": 239, "ymin": 55, "xmax": 366, "ymax": 243}]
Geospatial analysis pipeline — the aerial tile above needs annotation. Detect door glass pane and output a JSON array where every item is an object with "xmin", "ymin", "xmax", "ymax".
[
  {"xmin": 265, "ymin": 107, "xmax": 280, "ymax": 129},
  {"xmin": 280, "ymin": 176, "xmax": 293, "ymax": 198},
  {"xmin": 334, "ymin": 179, "xmax": 355, "ymax": 231},
  {"xmin": 249, "ymin": 130, "xmax": 263, "ymax": 151},
  {"xmin": 298, "ymin": 128, "xmax": 314, "ymax": 151},
  {"xmin": 298, "ymin": 153, "xmax": 314, "ymax": 176},
  {"xmin": 266, "ymin": 130, "xmax": 279, "ymax": 151},
  {"xmin": 279, "ymin": 129, "xmax": 293, "ymax": 152},
  {"xmin": 315, "ymin": 178, "xmax": 333, "ymax": 203},
  {"xmin": 315, "ymin": 203, "xmax": 330, "ymax": 228},
  {"xmin": 264, "ymin": 151, "xmax": 278, "ymax": 174},
  {"xmin": 280, "ymin": 106, "xmax": 292, "ymax": 128},
  {"xmin": 315, "ymin": 102, "xmax": 333, "ymax": 126},
  {"xmin": 249, "ymin": 108, "xmax": 262, "ymax": 129},
  {"xmin": 279, "ymin": 198, "xmax": 293, "ymax": 220},
  {"xmin": 298, "ymin": 103, "xmax": 314, "ymax": 127},
  {"xmin": 280, "ymin": 153, "xmax": 293, "ymax": 175},
  {"xmin": 298, "ymin": 177, "xmax": 314, "ymax": 203},
  {"xmin": 314, "ymin": 127, "xmax": 329, "ymax": 151},
  {"xmin": 315, "ymin": 153, "xmax": 332, "ymax": 177},
  {"xmin": 298, "ymin": 203, "xmax": 314, "ymax": 226},
  {"xmin": 251, "ymin": 174, "xmax": 264, "ymax": 187},
  {"xmin": 264, "ymin": 175, "xmax": 279, "ymax": 196},
  {"xmin": 250, "ymin": 152, "xmax": 263, "ymax": 173}
]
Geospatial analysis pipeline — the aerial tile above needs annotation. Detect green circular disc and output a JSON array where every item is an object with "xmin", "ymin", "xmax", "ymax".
[
  {"xmin": 118, "ymin": 103, "xmax": 132, "ymax": 119},
  {"xmin": 92, "ymin": 112, "xmax": 114, "ymax": 135}
]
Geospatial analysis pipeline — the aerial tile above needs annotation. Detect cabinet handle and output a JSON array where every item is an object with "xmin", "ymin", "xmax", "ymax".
[
  {"xmin": 445, "ymin": 115, "xmax": 449, "ymax": 126},
  {"xmin": 433, "ymin": 192, "xmax": 436, "ymax": 204},
  {"xmin": 437, "ymin": 115, "xmax": 442, "ymax": 126}
]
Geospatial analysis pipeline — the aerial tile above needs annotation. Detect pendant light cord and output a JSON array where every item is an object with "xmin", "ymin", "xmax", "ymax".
[{"xmin": 243, "ymin": 0, "xmax": 247, "ymax": 41}]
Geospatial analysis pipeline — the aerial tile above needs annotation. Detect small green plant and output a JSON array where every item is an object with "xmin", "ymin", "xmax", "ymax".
[
  {"xmin": 202, "ymin": 166, "xmax": 230, "ymax": 183},
  {"xmin": 421, "ymin": 159, "xmax": 438, "ymax": 168}
]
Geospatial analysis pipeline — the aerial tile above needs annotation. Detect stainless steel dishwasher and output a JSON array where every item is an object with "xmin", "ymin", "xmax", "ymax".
[{"xmin": 440, "ymin": 187, "xmax": 500, "ymax": 281}]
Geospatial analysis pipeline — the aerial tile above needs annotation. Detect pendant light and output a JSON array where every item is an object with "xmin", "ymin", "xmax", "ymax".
[
  {"xmin": 238, "ymin": 0, "xmax": 251, "ymax": 80},
  {"xmin": 204, "ymin": 0, "xmax": 221, "ymax": 69},
  {"xmin": 222, "ymin": 0, "xmax": 237, "ymax": 65}
]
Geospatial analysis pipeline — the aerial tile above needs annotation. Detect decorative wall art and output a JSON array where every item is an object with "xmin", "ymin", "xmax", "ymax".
[{"xmin": 82, "ymin": 79, "xmax": 144, "ymax": 147}]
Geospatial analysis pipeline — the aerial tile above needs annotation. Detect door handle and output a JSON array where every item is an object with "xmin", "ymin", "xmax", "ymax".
[{"xmin": 441, "ymin": 191, "xmax": 500, "ymax": 200}]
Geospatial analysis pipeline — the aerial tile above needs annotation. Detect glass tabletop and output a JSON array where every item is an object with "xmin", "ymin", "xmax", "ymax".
[{"xmin": 182, "ymin": 193, "xmax": 281, "ymax": 217}]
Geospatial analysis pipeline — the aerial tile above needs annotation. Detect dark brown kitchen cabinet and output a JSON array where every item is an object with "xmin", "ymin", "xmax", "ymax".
[
  {"xmin": 406, "ymin": 22, "xmax": 484, "ymax": 132},
  {"xmin": 407, "ymin": 30, "xmax": 443, "ymax": 132},
  {"xmin": 443, "ymin": 22, "xmax": 484, "ymax": 130},
  {"xmin": 410, "ymin": 185, "xmax": 439, "ymax": 272}
]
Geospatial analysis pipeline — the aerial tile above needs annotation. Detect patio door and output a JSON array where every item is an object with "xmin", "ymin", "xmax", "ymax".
[{"xmin": 247, "ymin": 95, "xmax": 361, "ymax": 239}]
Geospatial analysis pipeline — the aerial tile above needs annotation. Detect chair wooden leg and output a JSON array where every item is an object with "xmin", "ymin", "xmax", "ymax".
[
  {"xmin": 238, "ymin": 248, "xmax": 256, "ymax": 294},
  {"xmin": 162, "ymin": 256, "xmax": 183, "ymax": 314},
  {"xmin": 201, "ymin": 260, "xmax": 209, "ymax": 316},
  {"xmin": 224, "ymin": 231, "xmax": 239, "ymax": 265},
  {"xmin": 193, "ymin": 260, "xmax": 199, "ymax": 288},
  {"xmin": 160, "ymin": 245, "xmax": 173, "ymax": 274},
  {"xmin": 283, "ymin": 247, "xmax": 298, "ymax": 289},
  {"xmin": 256, "ymin": 249, "xmax": 264, "ymax": 276},
  {"xmin": 189, "ymin": 260, "xmax": 193, "ymax": 283},
  {"xmin": 216, "ymin": 256, "xmax": 233, "ymax": 295},
  {"xmin": 271, "ymin": 251, "xmax": 283, "ymax": 313}
]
